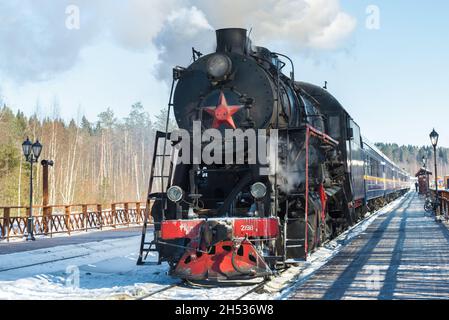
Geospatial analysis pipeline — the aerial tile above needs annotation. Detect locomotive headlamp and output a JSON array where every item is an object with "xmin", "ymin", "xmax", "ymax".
[
  {"xmin": 206, "ymin": 54, "xmax": 232, "ymax": 78},
  {"xmin": 250, "ymin": 182, "xmax": 267, "ymax": 199},
  {"xmin": 167, "ymin": 186, "xmax": 184, "ymax": 203}
]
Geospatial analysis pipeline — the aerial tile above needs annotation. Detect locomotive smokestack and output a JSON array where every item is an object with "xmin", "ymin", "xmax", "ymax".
[{"xmin": 216, "ymin": 28, "xmax": 249, "ymax": 55}]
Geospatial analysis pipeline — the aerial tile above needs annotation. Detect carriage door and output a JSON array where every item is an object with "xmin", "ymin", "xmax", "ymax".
[{"xmin": 348, "ymin": 119, "xmax": 365, "ymax": 201}]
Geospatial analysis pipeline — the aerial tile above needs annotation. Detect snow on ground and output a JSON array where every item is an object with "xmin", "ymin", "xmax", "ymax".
[
  {"xmin": 0, "ymin": 236, "xmax": 177, "ymax": 300},
  {"xmin": 0, "ymin": 193, "xmax": 409, "ymax": 300},
  {"xmin": 0, "ymin": 233, "xmax": 259, "ymax": 300}
]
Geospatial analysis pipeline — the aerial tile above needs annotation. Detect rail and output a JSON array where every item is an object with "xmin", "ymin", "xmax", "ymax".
[{"xmin": 0, "ymin": 201, "xmax": 152, "ymax": 241}]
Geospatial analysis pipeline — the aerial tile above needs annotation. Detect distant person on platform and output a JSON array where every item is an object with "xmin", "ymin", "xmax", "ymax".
[{"xmin": 415, "ymin": 182, "xmax": 419, "ymax": 192}]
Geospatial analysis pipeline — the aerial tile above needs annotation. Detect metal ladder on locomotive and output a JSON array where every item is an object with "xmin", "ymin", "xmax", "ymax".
[
  {"xmin": 137, "ymin": 73, "xmax": 180, "ymax": 266},
  {"xmin": 137, "ymin": 131, "xmax": 175, "ymax": 265}
]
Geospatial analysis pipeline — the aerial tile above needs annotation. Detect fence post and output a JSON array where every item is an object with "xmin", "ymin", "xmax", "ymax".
[
  {"xmin": 0, "ymin": 209, "xmax": 2, "ymax": 240},
  {"xmin": 42, "ymin": 162, "xmax": 50, "ymax": 234},
  {"xmin": 3, "ymin": 208, "xmax": 10, "ymax": 241},
  {"xmin": 82, "ymin": 205, "xmax": 88, "ymax": 232},
  {"xmin": 111, "ymin": 203, "xmax": 116, "ymax": 228},
  {"xmin": 136, "ymin": 202, "xmax": 141, "ymax": 224},
  {"xmin": 97, "ymin": 204, "xmax": 103, "ymax": 230},
  {"xmin": 43, "ymin": 205, "xmax": 51, "ymax": 234},
  {"xmin": 26, "ymin": 207, "xmax": 31, "ymax": 237},
  {"xmin": 124, "ymin": 203, "xmax": 129, "ymax": 226},
  {"xmin": 65, "ymin": 205, "xmax": 71, "ymax": 236},
  {"xmin": 48, "ymin": 206, "xmax": 53, "ymax": 238},
  {"xmin": 443, "ymin": 191, "xmax": 448, "ymax": 219}
]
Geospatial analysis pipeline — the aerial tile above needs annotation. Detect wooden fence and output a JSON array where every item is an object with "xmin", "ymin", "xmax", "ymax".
[
  {"xmin": 439, "ymin": 190, "xmax": 449, "ymax": 219},
  {"xmin": 0, "ymin": 202, "xmax": 150, "ymax": 241}
]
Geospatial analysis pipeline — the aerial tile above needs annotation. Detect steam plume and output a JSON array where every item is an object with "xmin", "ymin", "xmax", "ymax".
[{"xmin": 0, "ymin": 0, "xmax": 356, "ymax": 83}]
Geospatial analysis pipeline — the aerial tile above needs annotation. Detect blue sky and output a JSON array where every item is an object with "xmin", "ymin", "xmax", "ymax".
[
  {"xmin": 1, "ymin": 0, "xmax": 448, "ymax": 147},
  {"xmin": 303, "ymin": 0, "xmax": 449, "ymax": 147}
]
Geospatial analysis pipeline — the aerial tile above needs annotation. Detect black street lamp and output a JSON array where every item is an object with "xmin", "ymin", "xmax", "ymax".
[
  {"xmin": 21, "ymin": 137, "xmax": 43, "ymax": 241},
  {"xmin": 430, "ymin": 129, "xmax": 439, "ymax": 217}
]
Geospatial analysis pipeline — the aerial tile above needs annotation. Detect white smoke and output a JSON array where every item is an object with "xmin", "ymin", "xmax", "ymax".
[
  {"xmin": 190, "ymin": 0, "xmax": 356, "ymax": 49},
  {"xmin": 269, "ymin": 137, "xmax": 307, "ymax": 194},
  {"xmin": 154, "ymin": 0, "xmax": 357, "ymax": 81},
  {"xmin": 0, "ymin": 0, "xmax": 356, "ymax": 83},
  {"xmin": 154, "ymin": 6, "xmax": 215, "ymax": 81}
]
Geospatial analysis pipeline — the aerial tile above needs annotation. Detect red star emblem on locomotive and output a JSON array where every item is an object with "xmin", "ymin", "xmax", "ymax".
[{"xmin": 204, "ymin": 91, "xmax": 243, "ymax": 129}]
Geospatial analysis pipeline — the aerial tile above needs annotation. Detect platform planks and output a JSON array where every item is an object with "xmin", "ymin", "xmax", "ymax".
[{"xmin": 290, "ymin": 193, "xmax": 449, "ymax": 300}]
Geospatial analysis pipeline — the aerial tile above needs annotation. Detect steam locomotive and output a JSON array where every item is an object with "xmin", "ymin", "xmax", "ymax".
[{"xmin": 137, "ymin": 28, "xmax": 410, "ymax": 281}]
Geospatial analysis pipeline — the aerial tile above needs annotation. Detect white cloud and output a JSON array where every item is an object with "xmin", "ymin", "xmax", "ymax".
[
  {"xmin": 0, "ymin": 0, "xmax": 103, "ymax": 83},
  {"xmin": 0, "ymin": 0, "xmax": 356, "ymax": 84}
]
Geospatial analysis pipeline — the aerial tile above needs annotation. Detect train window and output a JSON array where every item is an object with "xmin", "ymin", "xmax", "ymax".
[
  {"xmin": 281, "ymin": 86, "xmax": 292, "ymax": 118},
  {"xmin": 365, "ymin": 155, "xmax": 371, "ymax": 175},
  {"xmin": 372, "ymin": 158, "xmax": 378, "ymax": 177},
  {"xmin": 349, "ymin": 120, "xmax": 361, "ymax": 146},
  {"xmin": 304, "ymin": 100, "xmax": 324, "ymax": 131},
  {"xmin": 328, "ymin": 116, "xmax": 341, "ymax": 139}
]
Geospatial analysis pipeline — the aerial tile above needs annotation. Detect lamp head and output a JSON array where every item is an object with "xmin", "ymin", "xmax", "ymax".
[
  {"xmin": 430, "ymin": 129, "xmax": 439, "ymax": 147},
  {"xmin": 22, "ymin": 137, "xmax": 32, "ymax": 159},
  {"xmin": 32, "ymin": 140, "xmax": 43, "ymax": 160}
]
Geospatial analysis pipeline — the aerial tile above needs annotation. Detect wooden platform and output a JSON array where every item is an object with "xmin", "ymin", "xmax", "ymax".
[
  {"xmin": 0, "ymin": 226, "xmax": 146, "ymax": 255},
  {"xmin": 289, "ymin": 192, "xmax": 449, "ymax": 300}
]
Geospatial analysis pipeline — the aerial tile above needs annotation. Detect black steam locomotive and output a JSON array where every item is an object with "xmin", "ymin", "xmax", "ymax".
[{"xmin": 137, "ymin": 28, "xmax": 409, "ymax": 281}]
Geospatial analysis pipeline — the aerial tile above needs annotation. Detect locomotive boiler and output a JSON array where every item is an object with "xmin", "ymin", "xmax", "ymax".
[{"xmin": 137, "ymin": 28, "xmax": 410, "ymax": 281}]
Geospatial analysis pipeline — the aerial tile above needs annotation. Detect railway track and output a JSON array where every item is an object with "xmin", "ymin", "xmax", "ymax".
[
  {"xmin": 134, "ymin": 282, "xmax": 186, "ymax": 300},
  {"xmin": 0, "ymin": 253, "xmax": 91, "ymax": 273},
  {"xmin": 234, "ymin": 279, "xmax": 270, "ymax": 300},
  {"xmin": 134, "ymin": 271, "xmax": 289, "ymax": 300},
  {"xmin": 133, "ymin": 278, "xmax": 269, "ymax": 300}
]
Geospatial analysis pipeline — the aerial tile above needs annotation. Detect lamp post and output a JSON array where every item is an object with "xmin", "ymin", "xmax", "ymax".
[
  {"xmin": 422, "ymin": 156, "xmax": 430, "ymax": 193},
  {"xmin": 41, "ymin": 159, "xmax": 54, "ymax": 234},
  {"xmin": 430, "ymin": 129, "xmax": 439, "ymax": 217},
  {"xmin": 21, "ymin": 137, "xmax": 43, "ymax": 241}
]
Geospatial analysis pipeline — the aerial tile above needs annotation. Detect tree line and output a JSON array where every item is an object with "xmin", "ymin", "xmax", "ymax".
[
  {"xmin": 375, "ymin": 142, "xmax": 449, "ymax": 177},
  {"xmin": 0, "ymin": 103, "xmax": 175, "ymax": 210},
  {"xmin": 1, "ymin": 103, "xmax": 447, "ymax": 212}
]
